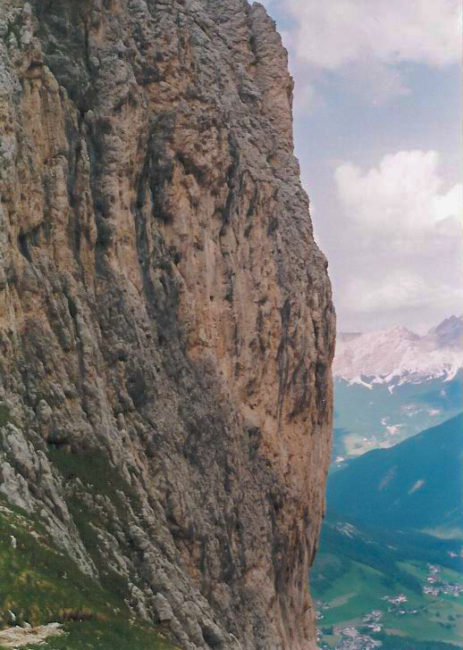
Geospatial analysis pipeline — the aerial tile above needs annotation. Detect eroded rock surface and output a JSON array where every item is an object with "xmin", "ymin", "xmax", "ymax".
[
  {"xmin": 0, "ymin": 622, "xmax": 64, "ymax": 648},
  {"xmin": 0, "ymin": 1, "xmax": 335, "ymax": 648}
]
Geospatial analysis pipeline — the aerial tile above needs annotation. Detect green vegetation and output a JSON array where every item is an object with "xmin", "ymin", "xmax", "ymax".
[
  {"xmin": 313, "ymin": 512, "xmax": 463, "ymax": 646},
  {"xmin": 0, "ymin": 403, "xmax": 13, "ymax": 428},
  {"xmin": 46, "ymin": 445, "xmax": 143, "ymax": 607},
  {"xmin": 321, "ymin": 385, "xmax": 463, "ymax": 648},
  {"xmin": 0, "ymin": 480, "xmax": 175, "ymax": 649},
  {"xmin": 316, "ymin": 517, "xmax": 462, "ymax": 580},
  {"xmin": 327, "ymin": 414, "xmax": 463, "ymax": 533},
  {"xmin": 377, "ymin": 635, "xmax": 460, "ymax": 649},
  {"xmin": 315, "ymin": 547, "xmax": 463, "ymax": 646},
  {"xmin": 316, "ymin": 557, "xmax": 400, "ymax": 618},
  {"xmin": 8, "ymin": 620, "xmax": 175, "ymax": 650},
  {"xmin": 46, "ymin": 446, "xmax": 133, "ymax": 500}
]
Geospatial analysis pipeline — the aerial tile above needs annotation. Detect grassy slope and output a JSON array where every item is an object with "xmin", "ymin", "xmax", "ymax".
[
  {"xmin": 45, "ymin": 445, "xmax": 143, "ymax": 605},
  {"xmin": 0, "ymin": 484, "xmax": 177, "ymax": 649}
]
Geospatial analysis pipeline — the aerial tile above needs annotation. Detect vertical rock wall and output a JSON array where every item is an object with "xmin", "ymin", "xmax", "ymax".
[{"xmin": 0, "ymin": 0, "xmax": 335, "ymax": 648}]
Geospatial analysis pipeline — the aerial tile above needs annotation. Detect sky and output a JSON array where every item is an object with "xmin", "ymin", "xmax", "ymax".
[{"xmin": 260, "ymin": 0, "xmax": 463, "ymax": 333}]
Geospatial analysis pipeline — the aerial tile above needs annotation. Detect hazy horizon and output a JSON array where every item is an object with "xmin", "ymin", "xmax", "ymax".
[{"xmin": 337, "ymin": 312, "xmax": 463, "ymax": 336}]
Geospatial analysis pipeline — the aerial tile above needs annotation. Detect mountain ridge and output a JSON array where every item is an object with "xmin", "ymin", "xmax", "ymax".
[
  {"xmin": 334, "ymin": 315, "xmax": 463, "ymax": 385},
  {"xmin": 327, "ymin": 413, "xmax": 463, "ymax": 533}
]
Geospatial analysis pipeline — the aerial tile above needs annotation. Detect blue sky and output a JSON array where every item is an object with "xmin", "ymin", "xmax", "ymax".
[{"xmin": 260, "ymin": 0, "xmax": 462, "ymax": 332}]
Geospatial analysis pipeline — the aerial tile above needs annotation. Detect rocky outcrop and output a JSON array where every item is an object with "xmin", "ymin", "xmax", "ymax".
[{"xmin": 0, "ymin": 1, "xmax": 335, "ymax": 648}]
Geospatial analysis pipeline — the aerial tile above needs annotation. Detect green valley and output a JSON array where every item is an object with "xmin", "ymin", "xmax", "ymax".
[{"xmin": 313, "ymin": 414, "xmax": 463, "ymax": 649}]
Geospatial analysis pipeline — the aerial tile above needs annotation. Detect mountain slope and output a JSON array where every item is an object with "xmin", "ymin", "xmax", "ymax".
[
  {"xmin": 0, "ymin": 2, "xmax": 335, "ymax": 649},
  {"xmin": 0, "ymin": 495, "xmax": 177, "ymax": 649},
  {"xmin": 425, "ymin": 315, "xmax": 463, "ymax": 349},
  {"xmin": 335, "ymin": 316, "xmax": 463, "ymax": 384},
  {"xmin": 332, "ymin": 317, "xmax": 463, "ymax": 459},
  {"xmin": 333, "ymin": 371, "xmax": 463, "ymax": 458},
  {"xmin": 327, "ymin": 414, "xmax": 463, "ymax": 533}
]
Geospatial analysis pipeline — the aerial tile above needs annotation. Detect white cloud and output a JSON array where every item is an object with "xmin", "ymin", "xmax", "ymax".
[
  {"xmin": 263, "ymin": 0, "xmax": 461, "ymax": 105},
  {"xmin": 260, "ymin": 1, "xmax": 462, "ymax": 329},
  {"xmin": 332, "ymin": 150, "xmax": 463, "ymax": 325},
  {"xmin": 334, "ymin": 150, "xmax": 462, "ymax": 250},
  {"xmin": 291, "ymin": 76, "xmax": 321, "ymax": 114},
  {"xmin": 339, "ymin": 55, "xmax": 411, "ymax": 105},
  {"xmin": 342, "ymin": 272, "xmax": 463, "ymax": 314},
  {"xmin": 281, "ymin": 0, "xmax": 462, "ymax": 70}
]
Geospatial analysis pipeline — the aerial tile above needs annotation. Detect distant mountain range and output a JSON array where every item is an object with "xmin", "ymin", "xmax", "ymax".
[
  {"xmin": 315, "ymin": 321, "xmax": 463, "ymax": 647},
  {"xmin": 327, "ymin": 414, "xmax": 463, "ymax": 535},
  {"xmin": 313, "ymin": 414, "xmax": 463, "ymax": 648},
  {"xmin": 333, "ymin": 316, "xmax": 463, "ymax": 459},
  {"xmin": 335, "ymin": 315, "xmax": 463, "ymax": 385}
]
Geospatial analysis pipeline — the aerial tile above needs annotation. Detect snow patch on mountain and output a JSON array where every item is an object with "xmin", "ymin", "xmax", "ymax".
[{"xmin": 335, "ymin": 316, "xmax": 463, "ymax": 384}]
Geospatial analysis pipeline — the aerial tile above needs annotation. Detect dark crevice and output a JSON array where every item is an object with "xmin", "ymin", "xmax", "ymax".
[
  {"xmin": 276, "ymin": 298, "xmax": 291, "ymax": 423},
  {"xmin": 18, "ymin": 232, "xmax": 32, "ymax": 262}
]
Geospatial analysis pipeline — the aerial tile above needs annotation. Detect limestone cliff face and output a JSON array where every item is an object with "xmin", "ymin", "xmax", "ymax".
[{"xmin": 0, "ymin": 1, "xmax": 335, "ymax": 648}]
